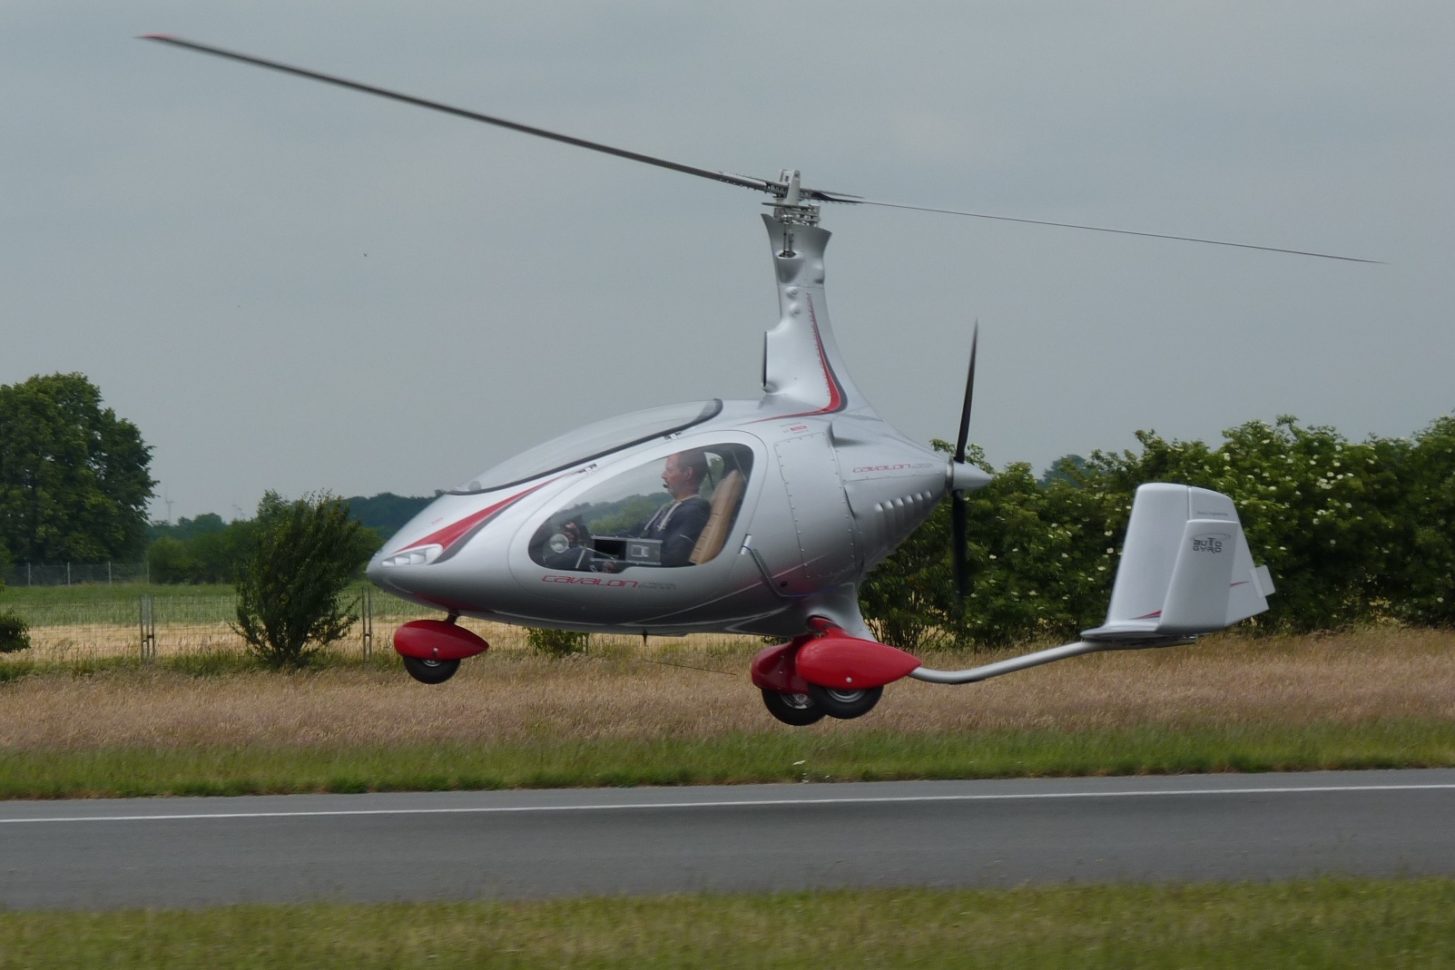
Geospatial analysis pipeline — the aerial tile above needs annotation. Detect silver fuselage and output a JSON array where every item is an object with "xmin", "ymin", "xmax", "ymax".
[{"xmin": 368, "ymin": 213, "xmax": 974, "ymax": 639}]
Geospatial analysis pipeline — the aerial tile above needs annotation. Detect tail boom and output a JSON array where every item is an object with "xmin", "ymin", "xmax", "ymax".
[{"xmin": 906, "ymin": 482, "xmax": 1274, "ymax": 686}]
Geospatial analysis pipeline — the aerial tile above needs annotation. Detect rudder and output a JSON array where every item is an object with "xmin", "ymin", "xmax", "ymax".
[{"xmin": 1082, "ymin": 484, "xmax": 1272, "ymax": 642}]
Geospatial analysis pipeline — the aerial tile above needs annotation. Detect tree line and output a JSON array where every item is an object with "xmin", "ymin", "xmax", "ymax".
[
  {"xmin": 862, "ymin": 415, "xmax": 1455, "ymax": 650},
  {"xmin": 146, "ymin": 493, "xmax": 426, "ymax": 584}
]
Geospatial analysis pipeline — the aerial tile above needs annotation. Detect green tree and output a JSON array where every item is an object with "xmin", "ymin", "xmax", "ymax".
[
  {"xmin": 1082, "ymin": 418, "xmax": 1404, "ymax": 632},
  {"xmin": 0, "ymin": 576, "xmax": 27, "ymax": 654},
  {"xmin": 859, "ymin": 415, "xmax": 1430, "ymax": 648},
  {"xmin": 149, "ymin": 512, "xmax": 229, "ymax": 544},
  {"xmin": 346, "ymin": 493, "xmax": 432, "ymax": 542},
  {"xmin": 0, "ymin": 373, "xmax": 154, "ymax": 562},
  {"xmin": 1399, "ymin": 415, "xmax": 1455, "ymax": 626},
  {"xmin": 146, "ymin": 535, "xmax": 198, "ymax": 584},
  {"xmin": 232, "ymin": 491, "xmax": 375, "ymax": 668},
  {"xmin": 147, "ymin": 514, "xmax": 261, "ymax": 584}
]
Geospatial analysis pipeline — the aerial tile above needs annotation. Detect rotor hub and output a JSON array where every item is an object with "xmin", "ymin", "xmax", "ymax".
[{"xmin": 768, "ymin": 168, "xmax": 820, "ymax": 227}]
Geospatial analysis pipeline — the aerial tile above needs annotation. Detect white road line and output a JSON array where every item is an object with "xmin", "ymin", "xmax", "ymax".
[{"xmin": 3, "ymin": 782, "xmax": 1453, "ymax": 825}]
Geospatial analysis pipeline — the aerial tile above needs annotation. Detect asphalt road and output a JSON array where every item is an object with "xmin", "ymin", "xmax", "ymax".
[{"xmin": 4, "ymin": 770, "xmax": 1454, "ymax": 911}]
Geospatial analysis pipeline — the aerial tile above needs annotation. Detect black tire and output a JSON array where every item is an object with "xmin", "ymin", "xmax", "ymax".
[
  {"xmin": 807, "ymin": 684, "xmax": 883, "ymax": 720},
  {"xmin": 403, "ymin": 655, "xmax": 460, "ymax": 684},
  {"xmin": 760, "ymin": 689, "xmax": 825, "ymax": 726}
]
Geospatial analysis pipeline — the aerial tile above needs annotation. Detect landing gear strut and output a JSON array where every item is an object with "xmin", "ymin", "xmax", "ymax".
[{"xmin": 751, "ymin": 619, "xmax": 917, "ymax": 726}]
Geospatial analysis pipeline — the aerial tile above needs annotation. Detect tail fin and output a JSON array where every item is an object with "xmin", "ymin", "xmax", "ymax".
[{"xmin": 1082, "ymin": 483, "xmax": 1274, "ymax": 642}]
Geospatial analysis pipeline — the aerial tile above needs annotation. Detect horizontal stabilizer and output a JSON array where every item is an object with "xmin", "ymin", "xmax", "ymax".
[{"xmin": 1082, "ymin": 484, "xmax": 1272, "ymax": 643}]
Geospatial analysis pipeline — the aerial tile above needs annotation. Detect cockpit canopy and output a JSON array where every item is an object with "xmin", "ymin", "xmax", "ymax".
[
  {"xmin": 451, "ymin": 399, "xmax": 723, "ymax": 495},
  {"xmin": 531, "ymin": 441, "xmax": 754, "ymax": 571}
]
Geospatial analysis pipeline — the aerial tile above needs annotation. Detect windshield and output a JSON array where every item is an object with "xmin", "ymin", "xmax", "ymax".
[
  {"xmin": 530, "ymin": 442, "xmax": 755, "ymax": 570},
  {"xmin": 450, "ymin": 399, "xmax": 723, "ymax": 494}
]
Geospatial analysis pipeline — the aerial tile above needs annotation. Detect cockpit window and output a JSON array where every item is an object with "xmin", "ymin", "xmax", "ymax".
[
  {"xmin": 450, "ymin": 399, "xmax": 723, "ymax": 495},
  {"xmin": 531, "ymin": 442, "xmax": 753, "ymax": 570}
]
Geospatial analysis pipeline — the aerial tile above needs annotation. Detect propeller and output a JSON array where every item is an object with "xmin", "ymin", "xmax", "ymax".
[
  {"xmin": 950, "ymin": 325, "xmax": 984, "ymax": 605},
  {"xmin": 141, "ymin": 34, "xmax": 1380, "ymax": 263}
]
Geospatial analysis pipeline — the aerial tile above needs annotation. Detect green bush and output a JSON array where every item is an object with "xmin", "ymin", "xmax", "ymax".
[
  {"xmin": 0, "ymin": 610, "xmax": 29, "ymax": 653},
  {"xmin": 232, "ymin": 491, "xmax": 375, "ymax": 669},
  {"xmin": 526, "ymin": 627, "xmax": 590, "ymax": 658},
  {"xmin": 1398, "ymin": 416, "xmax": 1455, "ymax": 626},
  {"xmin": 859, "ymin": 414, "xmax": 1455, "ymax": 649}
]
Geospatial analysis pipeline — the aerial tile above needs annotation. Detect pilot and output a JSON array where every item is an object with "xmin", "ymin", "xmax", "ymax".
[{"xmin": 636, "ymin": 449, "xmax": 712, "ymax": 566}]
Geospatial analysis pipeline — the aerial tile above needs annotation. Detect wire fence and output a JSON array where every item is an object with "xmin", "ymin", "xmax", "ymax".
[
  {"xmin": 2, "ymin": 561, "xmax": 150, "ymax": 587},
  {"xmin": 1, "ymin": 587, "xmax": 539, "ymax": 665}
]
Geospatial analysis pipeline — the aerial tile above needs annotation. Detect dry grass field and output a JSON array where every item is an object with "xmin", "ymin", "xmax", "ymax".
[
  {"xmin": 3, "ymin": 627, "xmax": 1451, "ymax": 752},
  {"xmin": 15, "ymin": 616, "xmax": 532, "ymax": 664}
]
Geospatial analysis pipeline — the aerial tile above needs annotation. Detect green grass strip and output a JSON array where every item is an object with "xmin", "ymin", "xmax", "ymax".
[
  {"xmin": 3, "ymin": 878, "xmax": 1455, "ymax": 968},
  {"xmin": 6, "ymin": 719, "xmax": 1454, "ymax": 799}
]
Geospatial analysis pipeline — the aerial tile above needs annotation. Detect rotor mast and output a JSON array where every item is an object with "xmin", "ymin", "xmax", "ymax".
[{"xmin": 758, "ymin": 172, "xmax": 868, "ymax": 416}]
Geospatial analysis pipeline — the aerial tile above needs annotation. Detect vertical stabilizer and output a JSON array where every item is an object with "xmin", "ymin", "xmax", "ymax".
[{"xmin": 1082, "ymin": 484, "xmax": 1272, "ymax": 642}]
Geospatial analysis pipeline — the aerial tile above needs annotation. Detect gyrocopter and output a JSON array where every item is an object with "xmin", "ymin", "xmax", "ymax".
[{"xmin": 147, "ymin": 36, "xmax": 1366, "ymax": 725}]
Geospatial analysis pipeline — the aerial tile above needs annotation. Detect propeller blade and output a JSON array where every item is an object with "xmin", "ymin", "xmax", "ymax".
[
  {"xmin": 954, "ymin": 323, "xmax": 978, "ymax": 464},
  {"xmin": 819, "ymin": 193, "xmax": 1382, "ymax": 264},
  {"xmin": 951, "ymin": 323, "xmax": 979, "ymax": 606},
  {"xmin": 140, "ymin": 35, "xmax": 779, "ymax": 197}
]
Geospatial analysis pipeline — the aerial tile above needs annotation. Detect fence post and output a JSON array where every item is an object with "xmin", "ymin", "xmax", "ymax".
[
  {"xmin": 138, "ymin": 594, "xmax": 156, "ymax": 662},
  {"xmin": 361, "ymin": 586, "xmax": 373, "ymax": 660}
]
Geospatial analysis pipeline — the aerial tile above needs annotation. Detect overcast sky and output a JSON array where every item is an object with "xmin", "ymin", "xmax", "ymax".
[{"xmin": 4, "ymin": 2, "xmax": 1450, "ymax": 523}]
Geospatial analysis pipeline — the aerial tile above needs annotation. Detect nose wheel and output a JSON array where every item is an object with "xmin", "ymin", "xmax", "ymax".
[
  {"xmin": 760, "ymin": 689, "xmax": 825, "ymax": 726},
  {"xmin": 402, "ymin": 655, "xmax": 460, "ymax": 684}
]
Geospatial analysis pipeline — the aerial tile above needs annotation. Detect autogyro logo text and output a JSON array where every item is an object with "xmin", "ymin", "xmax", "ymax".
[
  {"xmin": 1191, "ymin": 535, "xmax": 1225, "ymax": 554},
  {"xmin": 542, "ymin": 575, "xmax": 678, "ymax": 591}
]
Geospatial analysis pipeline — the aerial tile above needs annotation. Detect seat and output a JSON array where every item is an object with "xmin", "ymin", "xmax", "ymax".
[{"xmin": 689, "ymin": 470, "xmax": 746, "ymax": 565}]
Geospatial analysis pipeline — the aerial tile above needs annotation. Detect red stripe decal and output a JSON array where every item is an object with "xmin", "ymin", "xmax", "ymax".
[
  {"xmin": 398, "ymin": 480, "xmax": 551, "ymax": 554},
  {"xmin": 753, "ymin": 294, "xmax": 847, "ymax": 422}
]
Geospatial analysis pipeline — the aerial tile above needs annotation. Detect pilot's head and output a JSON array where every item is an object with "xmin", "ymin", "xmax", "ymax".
[{"xmin": 662, "ymin": 449, "xmax": 708, "ymax": 500}]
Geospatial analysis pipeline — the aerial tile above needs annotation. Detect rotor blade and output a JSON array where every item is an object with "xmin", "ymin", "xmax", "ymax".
[
  {"xmin": 954, "ymin": 322, "xmax": 979, "ymax": 465},
  {"xmin": 140, "ymin": 35, "xmax": 778, "ymax": 196},
  {"xmin": 818, "ymin": 193, "xmax": 1382, "ymax": 264}
]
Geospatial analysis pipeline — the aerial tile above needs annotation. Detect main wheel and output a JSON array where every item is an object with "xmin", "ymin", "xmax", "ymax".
[
  {"xmin": 807, "ymin": 684, "xmax": 883, "ymax": 720},
  {"xmin": 402, "ymin": 655, "xmax": 460, "ymax": 684},
  {"xmin": 760, "ymin": 689, "xmax": 825, "ymax": 726}
]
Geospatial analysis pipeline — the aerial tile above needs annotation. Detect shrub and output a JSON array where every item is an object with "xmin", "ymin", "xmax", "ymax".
[
  {"xmin": 232, "ymin": 491, "xmax": 375, "ymax": 669},
  {"xmin": 527, "ymin": 627, "xmax": 590, "ymax": 658},
  {"xmin": 0, "ymin": 610, "xmax": 28, "ymax": 653},
  {"xmin": 859, "ymin": 415, "xmax": 1452, "ymax": 648}
]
